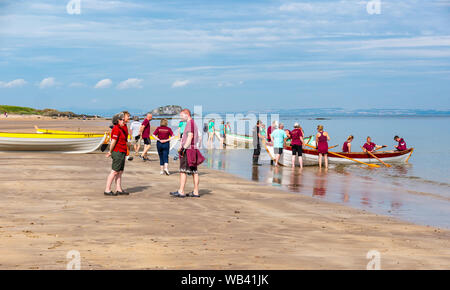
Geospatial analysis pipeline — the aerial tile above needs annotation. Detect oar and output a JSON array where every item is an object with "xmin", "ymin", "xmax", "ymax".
[
  {"xmin": 263, "ymin": 141, "xmax": 286, "ymax": 167},
  {"xmin": 361, "ymin": 146, "xmax": 391, "ymax": 167},
  {"xmin": 373, "ymin": 145, "xmax": 387, "ymax": 152},
  {"xmin": 304, "ymin": 143, "xmax": 380, "ymax": 168},
  {"xmin": 328, "ymin": 144, "xmax": 338, "ymax": 150},
  {"xmin": 405, "ymin": 148, "xmax": 414, "ymax": 163}
]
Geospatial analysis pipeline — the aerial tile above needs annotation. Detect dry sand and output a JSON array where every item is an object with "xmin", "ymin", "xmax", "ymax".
[{"xmin": 0, "ymin": 118, "xmax": 449, "ymax": 269}]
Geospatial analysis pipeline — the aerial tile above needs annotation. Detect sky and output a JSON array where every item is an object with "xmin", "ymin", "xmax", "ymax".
[{"xmin": 0, "ymin": 0, "xmax": 449, "ymax": 114}]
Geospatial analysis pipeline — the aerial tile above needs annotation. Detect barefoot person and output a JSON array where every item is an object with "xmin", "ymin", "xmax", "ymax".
[
  {"xmin": 342, "ymin": 135, "xmax": 353, "ymax": 153},
  {"xmin": 316, "ymin": 125, "xmax": 330, "ymax": 169},
  {"xmin": 270, "ymin": 123, "xmax": 288, "ymax": 167},
  {"xmin": 139, "ymin": 113, "xmax": 153, "ymax": 161},
  {"xmin": 362, "ymin": 136, "xmax": 384, "ymax": 153},
  {"xmin": 394, "ymin": 136, "xmax": 407, "ymax": 151},
  {"xmin": 207, "ymin": 119, "xmax": 215, "ymax": 148},
  {"xmin": 153, "ymin": 118, "xmax": 174, "ymax": 175},
  {"xmin": 252, "ymin": 120, "xmax": 264, "ymax": 166},
  {"xmin": 171, "ymin": 109, "xmax": 205, "ymax": 198},
  {"xmin": 267, "ymin": 121, "xmax": 278, "ymax": 165},
  {"xmin": 290, "ymin": 123, "xmax": 304, "ymax": 169},
  {"xmin": 130, "ymin": 116, "xmax": 142, "ymax": 155},
  {"xmin": 104, "ymin": 113, "xmax": 129, "ymax": 196}
]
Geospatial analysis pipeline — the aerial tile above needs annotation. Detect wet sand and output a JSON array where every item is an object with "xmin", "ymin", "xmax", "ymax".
[{"xmin": 0, "ymin": 118, "xmax": 449, "ymax": 269}]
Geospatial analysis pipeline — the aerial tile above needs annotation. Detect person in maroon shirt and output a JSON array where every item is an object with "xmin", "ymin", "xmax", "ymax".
[
  {"xmin": 290, "ymin": 123, "xmax": 304, "ymax": 169},
  {"xmin": 104, "ymin": 113, "xmax": 130, "ymax": 196},
  {"xmin": 362, "ymin": 136, "xmax": 384, "ymax": 153},
  {"xmin": 342, "ymin": 135, "xmax": 354, "ymax": 153},
  {"xmin": 152, "ymin": 119, "xmax": 174, "ymax": 175},
  {"xmin": 394, "ymin": 136, "xmax": 407, "ymax": 151},
  {"xmin": 267, "ymin": 121, "xmax": 278, "ymax": 165},
  {"xmin": 139, "ymin": 113, "xmax": 153, "ymax": 161},
  {"xmin": 170, "ymin": 109, "xmax": 205, "ymax": 198}
]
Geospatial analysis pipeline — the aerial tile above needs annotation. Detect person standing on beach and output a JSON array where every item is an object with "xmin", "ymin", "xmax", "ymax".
[
  {"xmin": 104, "ymin": 113, "xmax": 129, "ymax": 196},
  {"xmin": 171, "ymin": 109, "xmax": 205, "ymax": 198},
  {"xmin": 219, "ymin": 121, "xmax": 226, "ymax": 149},
  {"xmin": 290, "ymin": 123, "xmax": 304, "ymax": 169},
  {"xmin": 252, "ymin": 120, "xmax": 264, "ymax": 166},
  {"xmin": 271, "ymin": 123, "xmax": 288, "ymax": 167},
  {"xmin": 207, "ymin": 119, "xmax": 215, "ymax": 148},
  {"xmin": 342, "ymin": 135, "xmax": 353, "ymax": 153},
  {"xmin": 316, "ymin": 125, "xmax": 330, "ymax": 169},
  {"xmin": 153, "ymin": 118, "xmax": 174, "ymax": 175},
  {"xmin": 267, "ymin": 121, "xmax": 278, "ymax": 165},
  {"xmin": 130, "ymin": 116, "xmax": 142, "ymax": 155},
  {"xmin": 122, "ymin": 111, "xmax": 133, "ymax": 161},
  {"xmin": 139, "ymin": 113, "xmax": 152, "ymax": 161},
  {"xmin": 178, "ymin": 119, "xmax": 187, "ymax": 139}
]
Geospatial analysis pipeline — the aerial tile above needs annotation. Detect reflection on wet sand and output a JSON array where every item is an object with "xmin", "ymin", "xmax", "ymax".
[
  {"xmin": 199, "ymin": 147, "xmax": 450, "ymax": 228},
  {"xmin": 252, "ymin": 165, "xmax": 259, "ymax": 182},
  {"xmin": 313, "ymin": 169, "xmax": 327, "ymax": 197},
  {"xmin": 272, "ymin": 166, "xmax": 282, "ymax": 186},
  {"xmin": 288, "ymin": 168, "xmax": 303, "ymax": 192}
]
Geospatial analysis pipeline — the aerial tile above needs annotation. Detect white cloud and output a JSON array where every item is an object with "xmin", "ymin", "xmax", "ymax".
[
  {"xmin": 39, "ymin": 77, "xmax": 57, "ymax": 89},
  {"xmin": 171, "ymin": 80, "xmax": 190, "ymax": 88},
  {"xmin": 94, "ymin": 78, "xmax": 112, "ymax": 88},
  {"xmin": 0, "ymin": 79, "xmax": 27, "ymax": 88},
  {"xmin": 117, "ymin": 78, "xmax": 143, "ymax": 89}
]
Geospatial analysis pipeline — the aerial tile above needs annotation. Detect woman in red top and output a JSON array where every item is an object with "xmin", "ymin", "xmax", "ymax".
[
  {"xmin": 290, "ymin": 123, "xmax": 304, "ymax": 169},
  {"xmin": 153, "ymin": 119, "xmax": 174, "ymax": 175},
  {"xmin": 316, "ymin": 125, "xmax": 330, "ymax": 169},
  {"xmin": 342, "ymin": 135, "xmax": 353, "ymax": 153},
  {"xmin": 104, "ymin": 113, "xmax": 130, "ymax": 196}
]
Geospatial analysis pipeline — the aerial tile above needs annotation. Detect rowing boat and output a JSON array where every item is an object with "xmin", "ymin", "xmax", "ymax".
[
  {"xmin": 224, "ymin": 133, "xmax": 253, "ymax": 147},
  {"xmin": 34, "ymin": 126, "xmax": 104, "ymax": 136},
  {"xmin": 0, "ymin": 132, "xmax": 108, "ymax": 153},
  {"xmin": 265, "ymin": 142, "xmax": 414, "ymax": 166}
]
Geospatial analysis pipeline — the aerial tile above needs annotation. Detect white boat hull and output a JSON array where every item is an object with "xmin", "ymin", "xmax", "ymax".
[
  {"xmin": 0, "ymin": 135, "xmax": 107, "ymax": 153},
  {"xmin": 265, "ymin": 145, "xmax": 412, "ymax": 166}
]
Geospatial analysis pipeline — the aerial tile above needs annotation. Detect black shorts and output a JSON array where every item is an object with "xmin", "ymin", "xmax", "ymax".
[
  {"xmin": 143, "ymin": 137, "xmax": 151, "ymax": 145},
  {"xmin": 134, "ymin": 135, "xmax": 140, "ymax": 142},
  {"xmin": 274, "ymin": 147, "xmax": 283, "ymax": 155},
  {"xmin": 291, "ymin": 144, "xmax": 303, "ymax": 156}
]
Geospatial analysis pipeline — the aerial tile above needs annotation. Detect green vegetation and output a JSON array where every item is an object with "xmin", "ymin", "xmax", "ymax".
[
  {"xmin": 0, "ymin": 105, "xmax": 40, "ymax": 115},
  {"xmin": 0, "ymin": 105, "xmax": 97, "ymax": 118}
]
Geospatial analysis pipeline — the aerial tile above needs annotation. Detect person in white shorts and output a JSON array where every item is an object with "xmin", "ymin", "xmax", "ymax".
[{"xmin": 130, "ymin": 116, "xmax": 142, "ymax": 156}]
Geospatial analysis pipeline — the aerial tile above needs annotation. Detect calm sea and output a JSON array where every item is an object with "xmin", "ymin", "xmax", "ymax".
[{"xmin": 183, "ymin": 116, "xmax": 450, "ymax": 229}]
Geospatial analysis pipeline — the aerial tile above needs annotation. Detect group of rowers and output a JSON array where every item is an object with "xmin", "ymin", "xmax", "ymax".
[{"xmin": 252, "ymin": 121, "xmax": 407, "ymax": 169}]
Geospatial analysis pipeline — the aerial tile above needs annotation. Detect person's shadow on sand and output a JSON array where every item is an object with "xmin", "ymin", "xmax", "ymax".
[
  {"xmin": 127, "ymin": 186, "xmax": 151, "ymax": 193},
  {"xmin": 197, "ymin": 189, "xmax": 212, "ymax": 196}
]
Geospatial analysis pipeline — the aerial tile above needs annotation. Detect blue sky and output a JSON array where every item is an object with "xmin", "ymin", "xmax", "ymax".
[{"xmin": 0, "ymin": 0, "xmax": 449, "ymax": 114}]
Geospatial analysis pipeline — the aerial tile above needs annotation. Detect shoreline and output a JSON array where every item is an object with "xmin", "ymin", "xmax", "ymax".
[{"xmin": 0, "ymin": 118, "xmax": 449, "ymax": 269}]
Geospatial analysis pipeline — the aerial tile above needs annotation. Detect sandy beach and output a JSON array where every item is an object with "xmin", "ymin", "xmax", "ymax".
[{"xmin": 0, "ymin": 117, "xmax": 449, "ymax": 269}]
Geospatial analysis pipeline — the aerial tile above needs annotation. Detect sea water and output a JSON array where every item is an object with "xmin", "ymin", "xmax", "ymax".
[{"xmin": 190, "ymin": 116, "xmax": 450, "ymax": 229}]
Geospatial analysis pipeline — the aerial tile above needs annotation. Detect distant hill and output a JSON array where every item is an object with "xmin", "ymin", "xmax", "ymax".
[
  {"xmin": 151, "ymin": 105, "xmax": 182, "ymax": 116},
  {"xmin": 0, "ymin": 105, "xmax": 98, "ymax": 118}
]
